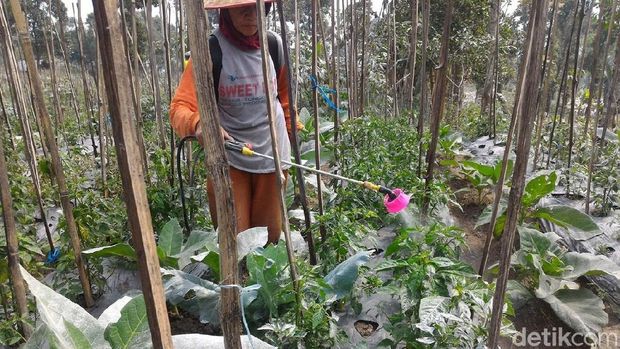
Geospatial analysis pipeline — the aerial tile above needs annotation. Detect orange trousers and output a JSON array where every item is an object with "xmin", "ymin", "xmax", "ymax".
[{"xmin": 207, "ymin": 167, "xmax": 287, "ymax": 244}]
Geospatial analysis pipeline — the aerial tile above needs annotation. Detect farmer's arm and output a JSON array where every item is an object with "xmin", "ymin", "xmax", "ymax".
[
  {"xmin": 170, "ymin": 58, "xmax": 200, "ymax": 138},
  {"xmin": 276, "ymin": 64, "xmax": 304, "ymax": 139}
]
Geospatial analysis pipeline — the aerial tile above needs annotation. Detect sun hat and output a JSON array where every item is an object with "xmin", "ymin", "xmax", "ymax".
[{"xmin": 204, "ymin": 0, "xmax": 276, "ymax": 9}]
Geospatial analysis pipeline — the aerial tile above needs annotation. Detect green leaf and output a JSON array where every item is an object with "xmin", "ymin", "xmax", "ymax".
[
  {"xmin": 247, "ymin": 245, "xmax": 291, "ymax": 318},
  {"xmin": 522, "ymin": 172, "xmax": 557, "ymax": 208},
  {"xmin": 493, "ymin": 159, "xmax": 514, "ymax": 183},
  {"xmin": 157, "ymin": 246, "xmax": 179, "ymax": 268},
  {"xmin": 462, "ymin": 160, "xmax": 495, "ymax": 178},
  {"xmin": 323, "ymin": 251, "xmax": 372, "ymax": 303},
  {"xmin": 507, "ymin": 280, "xmax": 533, "ymax": 310},
  {"xmin": 191, "ymin": 250, "xmax": 221, "ymax": 280},
  {"xmin": 64, "ymin": 320, "xmax": 92, "ymax": 349},
  {"xmin": 175, "ymin": 229, "xmax": 215, "ymax": 269},
  {"xmin": 542, "ymin": 288, "xmax": 608, "ymax": 334},
  {"xmin": 561, "ymin": 252, "xmax": 620, "ymax": 280},
  {"xmin": 532, "ymin": 206, "xmax": 600, "ymax": 240},
  {"xmin": 159, "ymin": 218, "xmax": 183, "ymax": 256},
  {"xmin": 19, "ymin": 265, "xmax": 109, "ymax": 349},
  {"xmin": 82, "ymin": 243, "xmax": 137, "ymax": 261},
  {"xmin": 104, "ymin": 295, "xmax": 152, "ymax": 349},
  {"xmin": 517, "ymin": 227, "xmax": 563, "ymax": 257}
]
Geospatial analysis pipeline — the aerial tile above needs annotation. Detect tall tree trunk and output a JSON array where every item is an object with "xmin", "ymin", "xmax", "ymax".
[
  {"xmin": 487, "ymin": 0, "xmax": 549, "ymax": 346},
  {"xmin": 566, "ymin": 0, "xmax": 586, "ymax": 196},
  {"xmin": 422, "ymin": 0, "xmax": 453, "ymax": 214},
  {"xmin": 6, "ymin": 0, "xmax": 94, "ymax": 307},
  {"xmin": 417, "ymin": 0, "xmax": 430, "ymax": 178}
]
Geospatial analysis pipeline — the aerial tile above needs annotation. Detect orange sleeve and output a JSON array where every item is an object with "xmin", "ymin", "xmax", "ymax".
[
  {"xmin": 170, "ymin": 58, "xmax": 201, "ymax": 138},
  {"xmin": 277, "ymin": 65, "xmax": 304, "ymax": 136}
]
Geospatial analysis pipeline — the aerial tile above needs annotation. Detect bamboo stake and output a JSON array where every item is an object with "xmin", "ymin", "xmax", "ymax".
[
  {"xmin": 408, "ymin": 0, "xmax": 418, "ymax": 117},
  {"xmin": 0, "ymin": 89, "xmax": 16, "ymax": 150},
  {"xmin": 7, "ymin": 0, "xmax": 94, "ymax": 307},
  {"xmin": 257, "ymin": 0, "xmax": 302, "ymax": 323},
  {"xmin": 417, "ymin": 0, "xmax": 429, "ymax": 178},
  {"xmin": 145, "ymin": 0, "xmax": 167, "ymax": 150},
  {"xmin": 422, "ymin": 0, "xmax": 453, "ymax": 215},
  {"xmin": 349, "ymin": 0, "xmax": 357, "ymax": 119},
  {"xmin": 312, "ymin": 0, "xmax": 327, "ymax": 242},
  {"xmin": 392, "ymin": 0, "xmax": 398, "ymax": 118},
  {"xmin": 591, "ymin": 0, "xmax": 617, "ymax": 125},
  {"xmin": 533, "ymin": 0, "xmax": 559, "ymax": 168},
  {"xmin": 546, "ymin": 3, "xmax": 579, "ymax": 169},
  {"xmin": 487, "ymin": 0, "xmax": 549, "ymax": 346},
  {"xmin": 585, "ymin": 0, "xmax": 617, "ymax": 212},
  {"xmin": 358, "ymin": 0, "xmax": 367, "ymax": 116},
  {"xmin": 75, "ymin": 1, "xmax": 99, "ymax": 159},
  {"xmin": 333, "ymin": 0, "xmax": 340, "ymax": 144},
  {"xmin": 92, "ymin": 1, "xmax": 173, "ymax": 347},
  {"xmin": 566, "ymin": 0, "xmax": 586, "ymax": 196},
  {"xmin": 44, "ymin": 0, "xmax": 64, "ymax": 139},
  {"xmin": 277, "ymin": 0, "xmax": 317, "ymax": 264},
  {"xmin": 0, "ymin": 114, "xmax": 32, "ymax": 339},
  {"xmin": 52, "ymin": 23, "xmax": 84, "ymax": 139},
  {"xmin": 183, "ymin": 1, "xmax": 242, "ymax": 347},
  {"xmin": 160, "ymin": 0, "xmax": 176, "ymax": 188},
  {"xmin": 294, "ymin": 0, "xmax": 300, "ymax": 106},
  {"xmin": 478, "ymin": 1, "xmax": 535, "ymax": 276},
  {"xmin": 0, "ymin": 18, "xmax": 55, "ymax": 255},
  {"xmin": 96, "ymin": 38, "xmax": 108, "ymax": 198},
  {"xmin": 586, "ymin": 24, "xmax": 620, "ymax": 213}
]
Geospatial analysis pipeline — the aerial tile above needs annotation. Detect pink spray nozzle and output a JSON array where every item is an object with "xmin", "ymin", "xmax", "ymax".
[{"xmin": 383, "ymin": 188, "xmax": 410, "ymax": 214}]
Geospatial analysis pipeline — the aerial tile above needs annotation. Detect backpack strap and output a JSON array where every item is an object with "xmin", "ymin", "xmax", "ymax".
[{"xmin": 209, "ymin": 34, "xmax": 223, "ymax": 102}]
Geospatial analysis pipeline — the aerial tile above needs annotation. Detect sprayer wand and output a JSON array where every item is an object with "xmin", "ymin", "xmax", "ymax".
[{"xmin": 225, "ymin": 140, "xmax": 398, "ymax": 201}]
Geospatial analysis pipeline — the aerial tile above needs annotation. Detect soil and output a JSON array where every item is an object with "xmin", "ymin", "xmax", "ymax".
[
  {"xmin": 354, "ymin": 320, "xmax": 379, "ymax": 337},
  {"xmin": 169, "ymin": 307, "xmax": 221, "ymax": 336}
]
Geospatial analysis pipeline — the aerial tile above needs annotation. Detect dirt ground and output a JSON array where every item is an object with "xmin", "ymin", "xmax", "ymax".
[{"xmin": 447, "ymin": 177, "xmax": 620, "ymax": 349}]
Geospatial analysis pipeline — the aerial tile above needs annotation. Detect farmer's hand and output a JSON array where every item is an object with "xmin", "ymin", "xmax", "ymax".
[{"xmin": 195, "ymin": 125, "xmax": 232, "ymax": 147}]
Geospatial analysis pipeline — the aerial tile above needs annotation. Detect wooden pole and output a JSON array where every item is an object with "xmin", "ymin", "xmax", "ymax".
[
  {"xmin": 0, "ymin": 89, "xmax": 15, "ymax": 151},
  {"xmin": 75, "ymin": 1, "xmax": 99, "ymax": 159},
  {"xmin": 257, "ymin": 0, "xmax": 302, "ymax": 322},
  {"xmin": 145, "ymin": 0, "xmax": 168, "ymax": 150},
  {"xmin": 417, "ymin": 0, "xmax": 429, "ymax": 178},
  {"xmin": 277, "ymin": 0, "xmax": 317, "ymax": 264},
  {"xmin": 566, "ymin": 0, "xmax": 586, "ymax": 196},
  {"xmin": 0, "ymin": 114, "xmax": 32, "ymax": 339},
  {"xmin": 408, "ymin": 0, "xmax": 418, "ymax": 117},
  {"xmin": 422, "ymin": 0, "xmax": 453, "ymax": 214},
  {"xmin": 7, "ymin": 0, "xmax": 94, "ymax": 307},
  {"xmin": 311, "ymin": 0, "xmax": 326, "ymax": 242},
  {"xmin": 92, "ymin": 1, "xmax": 173, "ymax": 347},
  {"xmin": 183, "ymin": 1, "xmax": 242, "ymax": 347},
  {"xmin": 487, "ymin": 0, "xmax": 549, "ymax": 346}
]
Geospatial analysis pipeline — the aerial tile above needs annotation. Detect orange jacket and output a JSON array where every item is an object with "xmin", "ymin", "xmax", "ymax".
[{"xmin": 170, "ymin": 58, "xmax": 302, "ymax": 139}]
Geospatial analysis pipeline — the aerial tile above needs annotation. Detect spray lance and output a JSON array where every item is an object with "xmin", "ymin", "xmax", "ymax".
[{"xmin": 224, "ymin": 140, "xmax": 411, "ymax": 214}]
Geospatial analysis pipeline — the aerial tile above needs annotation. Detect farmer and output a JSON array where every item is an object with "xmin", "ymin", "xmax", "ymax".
[{"xmin": 170, "ymin": 0, "xmax": 301, "ymax": 244}]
